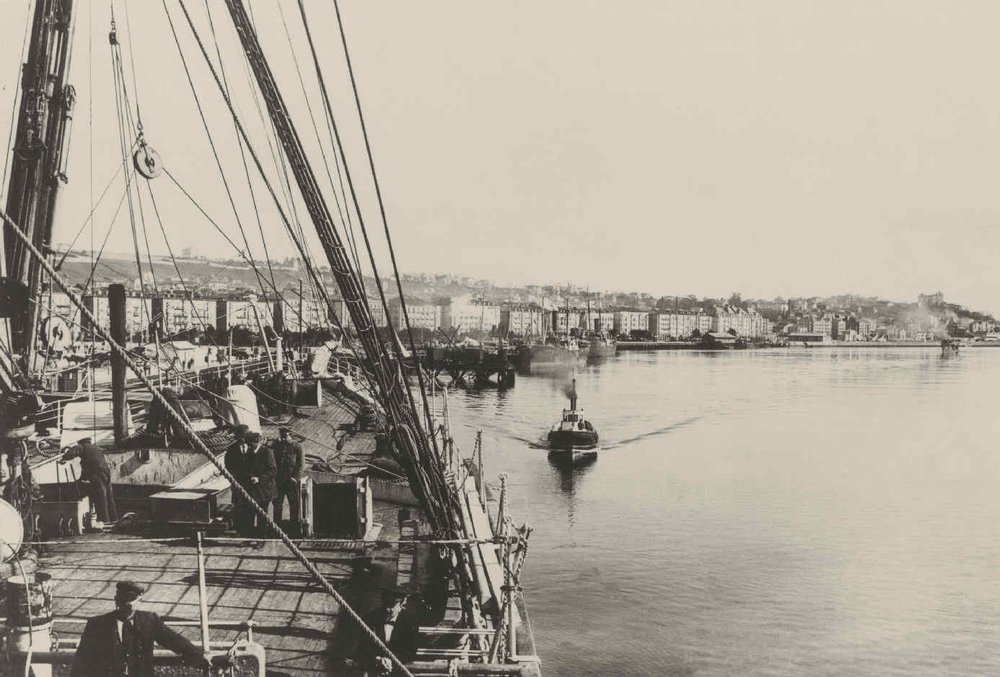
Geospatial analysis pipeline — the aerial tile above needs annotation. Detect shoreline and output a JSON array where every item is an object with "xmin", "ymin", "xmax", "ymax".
[{"xmin": 616, "ymin": 340, "xmax": 1000, "ymax": 351}]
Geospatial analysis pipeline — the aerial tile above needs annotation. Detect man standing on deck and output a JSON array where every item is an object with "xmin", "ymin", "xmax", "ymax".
[
  {"xmin": 71, "ymin": 580, "xmax": 214, "ymax": 676},
  {"xmin": 272, "ymin": 426, "xmax": 304, "ymax": 535},
  {"xmin": 59, "ymin": 436, "xmax": 117, "ymax": 525},
  {"xmin": 243, "ymin": 430, "xmax": 277, "ymax": 541},
  {"xmin": 224, "ymin": 424, "xmax": 254, "ymax": 537}
]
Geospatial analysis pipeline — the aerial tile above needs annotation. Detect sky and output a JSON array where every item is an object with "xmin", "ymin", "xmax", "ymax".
[{"xmin": 2, "ymin": 1, "xmax": 1000, "ymax": 313}]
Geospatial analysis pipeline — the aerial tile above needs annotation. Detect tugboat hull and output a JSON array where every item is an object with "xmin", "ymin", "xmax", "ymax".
[{"xmin": 547, "ymin": 429, "xmax": 599, "ymax": 450}]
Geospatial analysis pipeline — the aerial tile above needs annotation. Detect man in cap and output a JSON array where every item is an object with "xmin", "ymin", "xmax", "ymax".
[
  {"xmin": 71, "ymin": 580, "xmax": 213, "ymax": 676},
  {"xmin": 60, "ymin": 436, "xmax": 117, "ymax": 524},
  {"xmin": 242, "ymin": 430, "xmax": 277, "ymax": 540},
  {"xmin": 361, "ymin": 588, "xmax": 419, "ymax": 676},
  {"xmin": 224, "ymin": 424, "xmax": 254, "ymax": 537},
  {"xmin": 272, "ymin": 426, "xmax": 304, "ymax": 535}
]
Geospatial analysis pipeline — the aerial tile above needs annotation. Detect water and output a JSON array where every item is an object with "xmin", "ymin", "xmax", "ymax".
[{"xmin": 445, "ymin": 348, "xmax": 1000, "ymax": 676}]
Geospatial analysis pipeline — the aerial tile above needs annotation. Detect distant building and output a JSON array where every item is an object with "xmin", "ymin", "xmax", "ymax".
[
  {"xmin": 553, "ymin": 309, "xmax": 584, "ymax": 334},
  {"xmin": 858, "ymin": 317, "xmax": 877, "ymax": 339},
  {"xmin": 500, "ymin": 303, "xmax": 546, "ymax": 337},
  {"xmin": 442, "ymin": 295, "xmax": 501, "ymax": 336},
  {"xmin": 648, "ymin": 311, "xmax": 712, "ymax": 339},
  {"xmin": 918, "ymin": 292, "xmax": 944, "ymax": 307},
  {"xmin": 387, "ymin": 297, "xmax": 440, "ymax": 330},
  {"xmin": 787, "ymin": 332, "xmax": 830, "ymax": 344},
  {"xmin": 613, "ymin": 309, "xmax": 649, "ymax": 335},
  {"xmin": 806, "ymin": 315, "xmax": 833, "ymax": 338},
  {"xmin": 710, "ymin": 306, "xmax": 772, "ymax": 338}
]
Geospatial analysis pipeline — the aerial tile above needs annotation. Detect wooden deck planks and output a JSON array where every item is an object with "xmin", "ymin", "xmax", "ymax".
[{"xmin": 38, "ymin": 536, "xmax": 373, "ymax": 675}]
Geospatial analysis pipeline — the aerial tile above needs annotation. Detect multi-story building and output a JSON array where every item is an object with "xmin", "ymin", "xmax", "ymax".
[
  {"xmin": 806, "ymin": 315, "xmax": 833, "ymax": 337},
  {"xmin": 580, "ymin": 310, "xmax": 615, "ymax": 334},
  {"xmin": 858, "ymin": 317, "xmax": 877, "ymax": 339},
  {"xmin": 387, "ymin": 297, "xmax": 441, "ymax": 330},
  {"xmin": 442, "ymin": 295, "xmax": 501, "ymax": 336},
  {"xmin": 648, "ymin": 311, "xmax": 712, "ymax": 339},
  {"xmin": 500, "ymin": 304, "xmax": 547, "ymax": 338},
  {"xmin": 225, "ymin": 299, "xmax": 274, "ymax": 330},
  {"xmin": 161, "ymin": 298, "xmax": 215, "ymax": 334},
  {"xmin": 552, "ymin": 309, "xmax": 583, "ymax": 335},
  {"xmin": 613, "ymin": 309, "xmax": 649, "ymax": 336},
  {"xmin": 81, "ymin": 295, "xmax": 152, "ymax": 337},
  {"xmin": 711, "ymin": 306, "xmax": 773, "ymax": 338}
]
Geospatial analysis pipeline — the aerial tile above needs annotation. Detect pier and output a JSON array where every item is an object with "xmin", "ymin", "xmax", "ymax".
[{"xmin": 415, "ymin": 346, "xmax": 517, "ymax": 388}]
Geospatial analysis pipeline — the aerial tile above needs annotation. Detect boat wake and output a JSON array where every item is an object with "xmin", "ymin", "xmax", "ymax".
[{"xmin": 600, "ymin": 415, "xmax": 703, "ymax": 450}]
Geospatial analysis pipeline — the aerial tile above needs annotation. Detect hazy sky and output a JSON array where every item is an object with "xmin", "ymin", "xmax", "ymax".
[{"xmin": 2, "ymin": 1, "xmax": 999, "ymax": 313}]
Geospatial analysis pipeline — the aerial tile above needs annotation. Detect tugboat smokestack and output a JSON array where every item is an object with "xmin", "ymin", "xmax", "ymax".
[{"xmin": 570, "ymin": 378, "xmax": 577, "ymax": 410}]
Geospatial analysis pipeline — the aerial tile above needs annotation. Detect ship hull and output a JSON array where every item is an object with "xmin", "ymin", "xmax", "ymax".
[
  {"xmin": 547, "ymin": 429, "xmax": 599, "ymax": 450},
  {"xmin": 528, "ymin": 344, "xmax": 582, "ymax": 366},
  {"xmin": 587, "ymin": 340, "xmax": 617, "ymax": 358}
]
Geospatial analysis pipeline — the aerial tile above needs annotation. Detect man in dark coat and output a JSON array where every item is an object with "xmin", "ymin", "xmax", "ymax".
[
  {"xmin": 60, "ymin": 437, "xmax": 117, "ymax": 523},
  {"xmin": 272, "ymin": 426, "xmax": 304, "ymax": 533},
  {"xmin": 361, "ymin": 589, "xmax": 419, "ymax": 676},
  {"xmin": 243, "ymin": 430, "xmax": 276, "ymax": 539},
  {"xmin": 224, "ymin": 424, "xmax": 254, "ymax": 537},
  {"xmin": 71, "ymin": 580, "xmax": 211, "ymax": 676}
]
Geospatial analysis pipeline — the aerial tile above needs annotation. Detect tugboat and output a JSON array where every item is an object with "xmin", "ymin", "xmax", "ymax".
[{"xmin": 547, "ymin": 378, "xmax": 599, "ymax": 462}]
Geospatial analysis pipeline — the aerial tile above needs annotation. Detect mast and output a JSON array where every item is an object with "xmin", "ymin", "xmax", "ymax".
[
  {"xmin": 219, "ymin": 0, "xmax": 456, "ymax": 532},
  {"xmin": 2, "ymin": 0, "xmax": 76, "ymax": 369}
]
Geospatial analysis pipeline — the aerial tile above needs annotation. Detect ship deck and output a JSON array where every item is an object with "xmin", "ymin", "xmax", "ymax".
[
  {"xmin": 24, "ymin": 386, "xmax": 431, "ymax": 675},
  {"xmin": 40, "ymin": 531, "xmax": 404, "ymax": 675}
]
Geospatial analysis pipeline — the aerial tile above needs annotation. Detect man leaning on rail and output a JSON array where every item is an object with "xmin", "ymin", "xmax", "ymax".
[
  {"xmin": 70, "ymin": 580, "xmax": 227, "ymax": 676},
  {"xmin": 59, "ymin": 436, "xmax": 117, "ymax": 526}
]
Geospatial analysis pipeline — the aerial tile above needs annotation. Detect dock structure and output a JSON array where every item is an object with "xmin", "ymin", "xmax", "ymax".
[{"xmin": 415, "ymin": 347, "xmax": 516, "ymax": 389}]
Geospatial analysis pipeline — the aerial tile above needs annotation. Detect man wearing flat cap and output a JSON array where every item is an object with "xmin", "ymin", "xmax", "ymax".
[
  {"xmin": 224, "ymin": 424, "xmax": 253, "ymax": 537},
  {"xmin": 225, "ymin": 426, "xmax": 276, "ymax": 540},
  {"xmin": 243, "ymin": 430, "xmax": 277, "ymax": 539},
  {"xmin": 59, "ymin": 436, "xmax": 117, "ymax": 524},
  {"xmin": 272, "ymin": 426, "xmax": 304, "ymax": 535},
  {"xmin": 71, "ymin": 580, "xmax": 211, "ymax": 676}
]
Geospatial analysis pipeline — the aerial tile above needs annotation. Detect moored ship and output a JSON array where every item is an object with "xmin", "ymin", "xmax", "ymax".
[{"xmin": 0, "ymin": 2, "xmax": 540, "ymax": 676}]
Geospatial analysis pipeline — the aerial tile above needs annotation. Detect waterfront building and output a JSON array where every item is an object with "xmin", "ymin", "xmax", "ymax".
[
  {"xmin": 500, "ymin": 303, "xmax": 546, "ymax": 338},
  {"xmin": 581, "ymin": 310, "xmax": 615, "ymax": 334},
  {"xmin": 858, "ymin": 317, "xmax": 877, "ymax": 340},
  {"xmin": 387, "ymin": 296, "xmax": 441, "ymax": 330},
  {"xmin": 787, "ymin": 332, "xmax": 830, "ymax": 344},
  {"xmin": 613, "ymin": 309, "xmax": 649, "ymax": 336},
  {"xmin": 553, "ymin": 309, "xmax": 584, "ymax": 334},
  {"xmin": 648, "ymin": 311, "xmax": 712, "ymax": 339},
  {"xmin": 806, "ymin": 314, "xmax": 833, "ymax": 338},
  {"xmin": 710, "ymin": 305, "xmax": 772, "ymax": 338},
  {"xmin": 442, "ymin": 294, "xmax": 501, "ymax": 336},
  {"xmin": 226, "ymin": 299, "xmax": 274, "ymax": 330},
  {"xmin": 161, "ymin": 297, "xmax": 215, "ymax": 334},
  {"xmin": 81, "ymin": 294, "xmax": 152, "ymax": 338}
]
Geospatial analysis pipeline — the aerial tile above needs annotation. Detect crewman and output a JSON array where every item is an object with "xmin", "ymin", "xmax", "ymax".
[
  {"xmin": 71, "ymin": 580, "xmax": 215, "ymax": 676},
  {"xmin": 272, "ymin": 426, "xmax": 304, "ymax": 535},
  {"xmin": 243, "ymin": 430, "xmax": 276, "ymax": 541},
  {"xmin": 361, "ymin": 588, "xmax": 418, "ymax": 676},
  {"xmin": 60, "ymin": 436, "xmax": 117, "ymax": 524}
]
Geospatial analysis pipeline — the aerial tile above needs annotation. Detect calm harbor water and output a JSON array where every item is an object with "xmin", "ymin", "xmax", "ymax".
[{"xmin": 446, "ymin": 348, "xmax": 1000, "ymax": 676}]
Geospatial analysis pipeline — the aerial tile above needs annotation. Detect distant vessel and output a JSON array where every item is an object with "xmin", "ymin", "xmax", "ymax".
[
  {"xmin": 529, "ymin": 337, "xmax": 582, "ymax": 366},
  {"xmin": 586, "ymin": 333, "xmax": 617, "ymax": 359},
  {"xmin": 547, "ymin": 378, "xmax": 598, "ymax": 462}
]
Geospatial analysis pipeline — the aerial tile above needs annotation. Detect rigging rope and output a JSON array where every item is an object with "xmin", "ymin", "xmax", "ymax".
[
  {"xmin": 160, "ymin": 0, "xmax": 369, "ymax": 380},
  {"xmin": 302, "ymin": 0, "xmax": 439, "ymax": 459},
  {"xmin": 203, "ymin": 0, "xmax": 280, "ymax": 299},
  {"xmin": 1, "ymin": 206, "xmax": 416, "ymax": 677}
]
